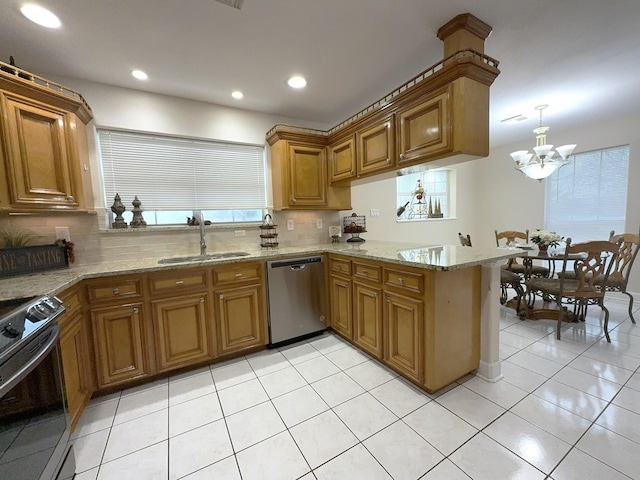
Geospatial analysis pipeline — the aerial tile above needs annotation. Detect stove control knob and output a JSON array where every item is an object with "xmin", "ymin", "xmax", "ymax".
[
  {"xmin": 3, "ymin": 322, "xmax": 22, "ymax": 337},
  {"xmin": 27, "ymin": 305, "xmax": 48, "ymax": 321}
]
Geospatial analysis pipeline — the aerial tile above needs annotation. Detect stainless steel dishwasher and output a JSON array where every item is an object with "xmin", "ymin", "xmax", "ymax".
[{"xmin": 267, "ymin": 256, "xmax": 326, "ymax": 347}]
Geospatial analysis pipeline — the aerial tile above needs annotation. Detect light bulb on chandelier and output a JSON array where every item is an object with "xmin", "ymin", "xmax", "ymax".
[{"xmin": 510, "ymin": 104, "xmax": 576, "ymax": 181}]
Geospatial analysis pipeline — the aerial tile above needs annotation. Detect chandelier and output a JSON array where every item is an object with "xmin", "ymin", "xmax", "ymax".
[{"xmin": 510, "ymin": 104, "xmax": 576, "ymax": 181}]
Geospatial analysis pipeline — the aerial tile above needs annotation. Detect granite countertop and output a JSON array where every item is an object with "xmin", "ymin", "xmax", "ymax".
[{"xmin": 0, "ymin": 240, "xmax": 520, "ymax": 301}]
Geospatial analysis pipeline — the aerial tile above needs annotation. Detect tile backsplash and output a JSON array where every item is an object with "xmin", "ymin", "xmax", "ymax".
[{"xmin": 0, "ymin": 210, "xmax": 341, "ymax": 265}]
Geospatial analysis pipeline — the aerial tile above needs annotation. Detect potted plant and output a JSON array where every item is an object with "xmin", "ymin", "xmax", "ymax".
[{"xmin": 530, "ymin": 229, "xmax": 563, "ymax": 252}]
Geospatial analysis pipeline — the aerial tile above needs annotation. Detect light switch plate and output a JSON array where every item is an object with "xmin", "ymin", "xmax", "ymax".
[
  {"xmin": 55, "ymin": 227, "xmax": 70, "ymax": 241},
  {"xmin": 317, "ymin": 219, "xmax": 323, "ymax": 229},
  {"xmin": 287, "ymin": 220, "xmax": 294, "ymax": 230},
  {"xmin": 234, "ymin": 230, "xmax": 246, "ymax": 237}
]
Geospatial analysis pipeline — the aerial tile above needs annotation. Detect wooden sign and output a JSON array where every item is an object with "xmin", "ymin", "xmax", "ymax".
[{"xmin": 0, "ymin": 244, "xmax": 69, "ymax": 278}]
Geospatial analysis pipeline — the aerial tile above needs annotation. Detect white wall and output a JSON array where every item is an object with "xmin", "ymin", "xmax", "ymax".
[{"xmin": 344, "ymin": 160, "xmax": 481, "ymax": 246}]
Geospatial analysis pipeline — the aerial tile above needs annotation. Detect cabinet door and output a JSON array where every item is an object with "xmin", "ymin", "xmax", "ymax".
[
  {"xmin": 329, "ymin": 274, "xmax": 353, "ymax": 339},
  {"xmin": 397, "ymin": 89, "xmax": 451, "ymax": 165},
  {"xmin": 356, "ymin": 116, "xmax": 395, "ymax": 176},
  {"xmin": 329, "ymin": 136, "xmax": 356, "ymax": 183},
  {"xmin": 151, "ymin": 294, "xmax": 212, "ymax": 372},
  {"xmin": 215, "ymin": 284, "xmax": 265, "ymax": 355},
  {"xmin": 91, "ymin": 303, "xmax": 148, "ymax": 388},
  {"xmin": 2, "ymin": 95, "xmax": 79, "ymax": 208},
  {"xmin": 59, "ymin": 311, "xmax": 91, "ymax": 431},
  {"xmin": 288, "ymin": 143, "xmax": 327, "ymax": 207},
  {"xmin": 384, "ymin": 292, "xmax": 423, "ymax": 383},
  {"xmin": 353, "ymin": 282, "xmax": 383, "ymax": 358}
]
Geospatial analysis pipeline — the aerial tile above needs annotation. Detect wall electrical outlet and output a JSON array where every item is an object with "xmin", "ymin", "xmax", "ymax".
[
  {"xmin": 55, "ymin": 227, "xmax": 70, "ymax": 241},
  {"xmin": 370, "ymin": 209, "xmax": 380, "ymax": 217},
  {"xmin": 287, "ymin": 219, "xmax": 294, "ymax": 230},
  {"xmin": 234, "ymin": 230, "xmax": 246, "ymax": 237},
  {"xmin": 317, "ymin": 219, "xmax": 323, "ymax": 229}
]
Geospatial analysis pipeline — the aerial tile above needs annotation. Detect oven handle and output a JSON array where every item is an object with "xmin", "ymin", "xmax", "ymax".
[{"xmin": 0, "ymin": 324, "xmax": 59, "ymax": 398}]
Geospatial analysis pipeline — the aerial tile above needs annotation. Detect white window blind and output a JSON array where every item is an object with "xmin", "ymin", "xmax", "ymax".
[
  {"xmin": 98, "ymin": 129, "xmax": 266, "ymax": 210},
  {"xmin": 544, "ymin": 145, "xmax": 629, "ymax": 243}
]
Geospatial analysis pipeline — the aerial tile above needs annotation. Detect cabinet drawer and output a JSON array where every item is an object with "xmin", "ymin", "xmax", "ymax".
[
  {"xmin": 213, "ymin": 262, "xmax": 262, "ymax": 285},
  {"xmin": 87, "ymin": 278, "xmax": 143, "ymax": 303},
  {"xmin": 329, "ymin": 257, "xmax": 352, "ymax": 276},
  {"xmin": 353, "ymin": 262, "xmax": 381, "ymax": 283},
  {"xmin": 58, "ymin": 287, "xmax": 82, "ymax": 314},
  {"xmin": 149, "ymin": 270, "xmax": 208, "ymax": 295},
  {"xmin": 384, "ymin": 268, "xmax": 424, "ymax": 295}
]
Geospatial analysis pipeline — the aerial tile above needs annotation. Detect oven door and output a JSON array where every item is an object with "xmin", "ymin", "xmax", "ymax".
[{"xmin": 0, "ymin": 328, "xmax": 75, "ymax": 480}]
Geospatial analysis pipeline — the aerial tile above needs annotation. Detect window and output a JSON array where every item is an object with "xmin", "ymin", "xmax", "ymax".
[
  {"xmin": 396, "ymin": 169, "xmax": 452, "ymax": 221},
  {"xmin": 544, "ymin": 145, "xmax": 629, "ymax": 243},
  {"xmin": 98, "ymin": 129, "xmax": 267, "ymax": 226}
]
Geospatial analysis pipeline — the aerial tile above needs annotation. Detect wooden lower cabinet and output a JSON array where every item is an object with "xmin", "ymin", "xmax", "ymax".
[
  {"xmin": 91, "ymin": 303, "xmax": 149, "ymax": 388},
  {"xmin": 353, "ymin": 281, "xmax": 383, "ymax": 357},
  {"xmin": 383, "ymin": 291, "xmax": 423, "ymax": 383},
  {"xmin": 329, "ymin": 273, "xmax": 352, "ymax": 339},
  {"xmin": 59, "ymin": 309, "xmax": 92, "ymax": 430},
  {"xmin": 214, "ymin": 284, "xmax": 265, "ymax": 355},
  {"xmin": 151, "ymin": 293, "xmax": 213, "ymax": 373},
  {"xmin": 328, "ymin": 256, "xmax": 481, "ymax": 393}
]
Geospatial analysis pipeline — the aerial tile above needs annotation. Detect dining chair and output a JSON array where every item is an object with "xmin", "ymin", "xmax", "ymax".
[
  {"xmin": 495, "ymin": 229, "xmax": 550, "ymax": 278},
  {"xmin": 524, "ymin": 238, "xmax": 620, "ymax": 341},
  {"xmin": 459, "ymin": 233, "xmax": 523, "ymax": 311},
  {"xmin": 458, "ymin": 232, "xmax": 472, "ymax": 247},
  {"xmin": 597, "ymin": 229, "xmax": 639, "ymax": 324},
  {"xmin": 557, "ymin": 229, "xmax": 639, "ymax": 325}
]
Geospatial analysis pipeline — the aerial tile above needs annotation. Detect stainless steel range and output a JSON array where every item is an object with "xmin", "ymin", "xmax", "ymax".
[{"xmin": 0, "ymin": 295, "xmax": 75, "ymax": 480}]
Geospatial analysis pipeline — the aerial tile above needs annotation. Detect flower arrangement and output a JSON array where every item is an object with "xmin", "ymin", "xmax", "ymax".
[{"xmin": 530, "ymin": 229, "xmax": 563, "ymax": 248}]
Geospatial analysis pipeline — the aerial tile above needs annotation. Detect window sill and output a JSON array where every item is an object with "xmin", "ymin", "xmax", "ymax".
[
  {"xmin": 397, "ymin": 216, "xmax": 457, "ymax": 223},
  {"xmin": 99, "ymin": 222, "xmax": 263, "ymax": 234}
]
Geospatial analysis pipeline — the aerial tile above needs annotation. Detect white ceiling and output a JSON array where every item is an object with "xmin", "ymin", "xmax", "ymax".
[{"xmin": 1, "ymin": 0, "xmax": 639, "ymax": 147}]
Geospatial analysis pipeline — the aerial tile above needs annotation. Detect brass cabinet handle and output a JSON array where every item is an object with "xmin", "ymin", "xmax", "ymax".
[
  {"xmin": 386, "ymin": 296, "xmax": 391, "ymax": 303},
  {"xmin": 291, "ymin": 198, "xmax": 297, "ymax": 204},
  {"xmin": 235, "ymin": 273, "xmax": 243, "ymax": 278},
  {"xmin": 133, "ymin": 307, "xmax": 139, "ymax": 313},
  {"xmin": 373, "ymin": 292, "xmax": 378, "ymax": 298},
  {"xmin": 398, "ymin": 277, "xmax": 404, "ymax": 284},
  {"xmin": 386, "ymin": 158, "xmax": 391, "ymax": 163},
  {"xmin": 362, "ymin": 270, "xmax": 369, "ymax": 276},
  {"xmin": 219, "ymin": 294, "xmax": 224, "ymax": 299},
  {"xmin": 399, "ymin": 153, "xmax": 405, "ymax": 160},
  {"xmin": 200, "ymin": 297, "xmax": 205, "ymax": 303},
  {"xmin": 175, "ymin": 280, "xmax": 184, "ymax": 285},
  {"xmin": 113, "ymin": 287, "xmax": 119, "ymax": 295}
]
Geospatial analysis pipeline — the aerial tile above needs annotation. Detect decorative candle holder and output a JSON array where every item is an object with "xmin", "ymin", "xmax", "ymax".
[
  {"xmin": 110, "ymin": 193, "xmax": 127, "ymax": 229},
  {"xmin": 129, "ymin": 196, "xmax": 147, "ymax": 228}
]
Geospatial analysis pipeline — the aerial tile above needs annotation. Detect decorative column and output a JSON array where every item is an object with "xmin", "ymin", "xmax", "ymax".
[
  {"xmin": 477, "ymin": 259, "xmax": 503, "ymax": 382},
  {"xmin": 110, "ymin": 194, "xmax": 127, "ymax": 229}
]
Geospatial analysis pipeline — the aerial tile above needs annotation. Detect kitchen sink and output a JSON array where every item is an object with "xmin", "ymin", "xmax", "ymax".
[{"xmin": 158, "ymin": 251, "xmax": 251, "ymax": 264}]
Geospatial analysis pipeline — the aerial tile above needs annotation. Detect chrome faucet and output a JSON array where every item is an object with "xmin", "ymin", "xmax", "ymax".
[{"xmin": 195, "ymin": 210, "xmax": 207, "ymax": 256}]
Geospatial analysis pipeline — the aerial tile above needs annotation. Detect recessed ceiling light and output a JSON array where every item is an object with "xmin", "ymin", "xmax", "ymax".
[
  {"xmin": 131, "ymin": 70, "xmax": 148, "ymax": 80},
  {"xmin": 231, "ymin": 90, "xmax": 243, "ymax": 99},
  {"xmin": 287, "ymin": 76, "xmax": 307, "ymax": 89},
  {"xmin": 21, "ymin": 4, "xmax": 61, "ymax": 28}
]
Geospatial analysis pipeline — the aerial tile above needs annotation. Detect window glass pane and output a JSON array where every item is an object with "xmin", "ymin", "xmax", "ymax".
[
  {"xmin": 544, "ymin": 145, "xmax": 629, "ymax": 243},
  {"xmin": 396, "ymin": 169, "xmax": 450, "ymax": 221}
]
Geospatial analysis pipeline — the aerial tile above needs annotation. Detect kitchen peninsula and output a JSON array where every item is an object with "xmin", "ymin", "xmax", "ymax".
[{"xmin": 0, "ymin": 241, "xmax": 518, "ymax": 407}]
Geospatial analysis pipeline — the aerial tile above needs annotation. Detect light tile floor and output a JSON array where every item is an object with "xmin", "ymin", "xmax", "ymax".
[{"xmin": 72, "ymin": 297, "xmax": 640, "ymax": 479}]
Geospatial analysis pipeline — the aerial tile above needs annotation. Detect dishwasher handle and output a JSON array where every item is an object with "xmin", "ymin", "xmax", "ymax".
[{"xmin": 268, "ymin": 256, "xmax": 323, "ymax": 269}]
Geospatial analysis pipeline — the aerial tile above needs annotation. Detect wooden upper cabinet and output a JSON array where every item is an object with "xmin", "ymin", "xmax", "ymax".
[
  {"xmin": 357, "ymin": 116, "xmax": 395, "ymax": 176},
  {"xmin": 1, "ymin": 94, "xmax": 80, "ymax": 209},
  {"xmin": 329, "ymin": 135, "xmax": 356, "ymax": 184},
  {"xmin": 397, "ymin": 88, "xmax": 451, "ymax": 166},
  {"xmin": 288, "ymin": 143, "xmax": 327, "ymax": 207},
  {"xmin": 268, "ymin": 135, "xmax": 351, "ymax": 210},
  {"xmin": 0, "ymin": 69, "xmax": 93, "ymax": 213}
]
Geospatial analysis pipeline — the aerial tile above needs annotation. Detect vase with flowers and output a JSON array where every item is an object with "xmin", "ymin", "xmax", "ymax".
[{"xmin": 530, "ymin": 229, "xmax": 563, "ymax": 252}]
